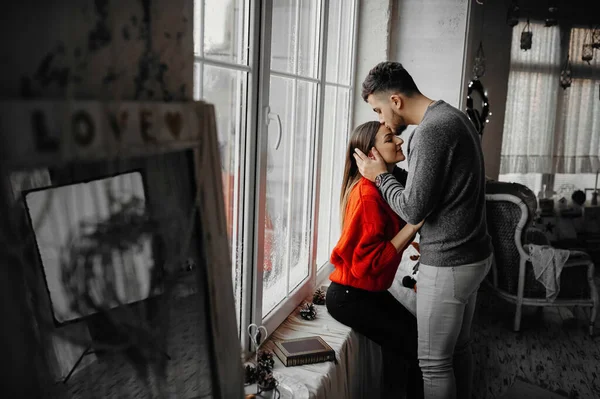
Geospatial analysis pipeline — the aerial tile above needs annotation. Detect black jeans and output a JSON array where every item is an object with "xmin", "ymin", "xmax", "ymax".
[{"xmin": 326, "ymin": 282, "xmax": 423, "ymax": 399}]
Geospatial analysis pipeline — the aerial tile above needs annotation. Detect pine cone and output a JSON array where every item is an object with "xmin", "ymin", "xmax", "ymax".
[
  {"xmin": 299, "ymin": 302, "xmax": 317, "ymax": 320},
  {"xmin": 313, "ymin": 288, "xmax": 326, "ymax": 305}
]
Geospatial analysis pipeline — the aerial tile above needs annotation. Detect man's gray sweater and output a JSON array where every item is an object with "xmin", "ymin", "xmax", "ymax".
[{"xmin": 378, "ymin": 100, "xmax": 493, "ymax": 267}]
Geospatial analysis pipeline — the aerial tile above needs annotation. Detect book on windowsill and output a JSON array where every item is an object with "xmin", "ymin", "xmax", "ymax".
[{"xmin": 273, "ymin": 336, "xmax": 336, "ymax": 367}]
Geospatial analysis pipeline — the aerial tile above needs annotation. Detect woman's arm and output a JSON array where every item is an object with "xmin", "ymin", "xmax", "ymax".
[{"xmin": 390, "ymin": 220, "xmax": 424, "ymax": 253}]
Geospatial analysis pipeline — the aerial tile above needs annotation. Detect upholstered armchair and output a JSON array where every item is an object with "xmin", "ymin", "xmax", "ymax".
[{"xmin": 485, "ymin": 181, "xmax": 598, "ymax": 335}]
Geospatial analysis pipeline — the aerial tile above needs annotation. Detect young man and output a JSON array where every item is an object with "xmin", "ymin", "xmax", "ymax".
[{"xmin": 354, "ymin": 61, "xmax": 493, "ymax": 399}]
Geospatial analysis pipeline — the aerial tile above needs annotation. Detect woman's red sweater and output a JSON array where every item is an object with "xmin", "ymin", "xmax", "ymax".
[{"xmin": 329, "ymin": 177, "xmax": 406, "ymax": 291}]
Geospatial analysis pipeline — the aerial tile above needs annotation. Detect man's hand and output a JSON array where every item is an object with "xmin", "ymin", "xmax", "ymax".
[{"xmin": 353, "ymin": 147, "xmax": 388, "ymax": 182}]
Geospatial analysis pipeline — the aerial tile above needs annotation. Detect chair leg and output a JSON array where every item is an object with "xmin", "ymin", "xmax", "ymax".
[
  {"xmin": 590, "ymin": 304, "xmax": 597, "ymax": 336},
  {"xmin": 587, "ymin": 261, "xmax": 598, "ymax": 336},
  {"xmin": 514, "ymin": 302, "xmax": 522, "ymax": 332}
]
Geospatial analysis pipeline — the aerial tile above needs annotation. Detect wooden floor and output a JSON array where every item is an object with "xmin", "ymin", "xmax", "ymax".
[{"xmin": 472, "ymin": 283, "xmax": 600, "ymax": 399}]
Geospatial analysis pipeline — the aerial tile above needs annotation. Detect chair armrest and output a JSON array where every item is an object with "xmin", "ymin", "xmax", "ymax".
[{"xmin": 564, "ymin": 250, "xmax": 594, "ymax": 269}]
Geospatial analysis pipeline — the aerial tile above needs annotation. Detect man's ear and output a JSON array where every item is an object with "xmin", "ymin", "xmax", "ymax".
[{"xmin": 390, "ymin": 94, "xmax": 402, "ymax": 111}]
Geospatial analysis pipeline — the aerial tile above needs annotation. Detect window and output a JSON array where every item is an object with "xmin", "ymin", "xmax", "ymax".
[
  {"xmin": 554, "ymin": 173, "xmax": 599, "ymax": 199},
  {"xmin": 499, "ymin": 22, "xmax": 600, "ymax": 197},
  {"xmin": 553, "ymin": 27, "xmax": 600, "ymax": 174},
  {"xmin": 194, "ymin": 0, "xmax": 358, "ymax": 342},
  {"xmin": 316, "ymin": 0, "xmax": 357, "ymax": 270},
  {"xmin": 500, "ymin": 21, "xmax": 561, "ymax": 175},
  {"xmin": 194, "ymin": 0, "xmax": 250, "ymax": 329}
]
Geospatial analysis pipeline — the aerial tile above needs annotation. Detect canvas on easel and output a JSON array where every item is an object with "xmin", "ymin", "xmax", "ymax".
[{"xmin": 23, "ymin": 170, "xmax": 161, "ymax": 325}]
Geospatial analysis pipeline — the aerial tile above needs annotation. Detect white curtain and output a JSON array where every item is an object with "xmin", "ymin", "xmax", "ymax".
[
  {"xmin": 553, "ymin": 28, "xmax": 600, "ymax": 173},
  {"xmin": 501, "ymin": 21, "xmax": 561, "ymax": 174},
  {"xmin": 501, "ymin": 22, "xmax": 600, "ymax": 175}
]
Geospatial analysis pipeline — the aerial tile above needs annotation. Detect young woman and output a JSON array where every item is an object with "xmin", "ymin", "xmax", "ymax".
[{"xmin": 326, "ymin": 121, "xmax": 424, "ymax": 399}]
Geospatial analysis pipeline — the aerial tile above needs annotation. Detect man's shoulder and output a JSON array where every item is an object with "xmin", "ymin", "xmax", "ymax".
[
  {"xmin": 424, "ymin": 101, "xmax": 465, "ymax": 127},
  {"xmin": 415, "ymin": 102, "xmax": 472, "ymax": 143}
]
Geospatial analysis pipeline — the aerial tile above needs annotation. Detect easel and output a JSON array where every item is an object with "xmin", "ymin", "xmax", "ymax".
[
  {"xmin": 62, "ymin": 306, "xmax": 172, "ymax": 385},
  {"xmin": 63, "ymin": 344, "xmax": 95, "ymax": 384},
  {"xmin": 62, "ymin": 336, "xmax": 172, "ymax": 384}
]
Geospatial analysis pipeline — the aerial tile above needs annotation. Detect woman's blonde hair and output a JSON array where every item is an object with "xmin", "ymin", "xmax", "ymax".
[{"xmin": 339, "ymin": 121, "xmax": 381, "ymax": 228}]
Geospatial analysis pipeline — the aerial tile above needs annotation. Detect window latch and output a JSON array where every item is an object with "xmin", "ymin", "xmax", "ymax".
[{"xmin": 264, "ymin": 106, "xmax": 283, "ymax": 150}]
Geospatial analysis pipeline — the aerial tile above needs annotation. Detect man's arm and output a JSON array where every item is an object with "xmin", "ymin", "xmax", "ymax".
[
  {"xmin": 378, "ymin": 131, "xmax": 451, "ymax": 224},
  {"xmin": 392, "ymin": 166, "xmax": 408, "ymax": 186}
]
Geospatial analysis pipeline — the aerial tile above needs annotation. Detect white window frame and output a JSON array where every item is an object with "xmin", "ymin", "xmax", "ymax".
[
  {"xmin": 194, "ymin": 0, "xmax": 359, "ymax": 353},
  {"xmin": 315, "ymin": 0, "xmax": 361, "ymax": 281}
]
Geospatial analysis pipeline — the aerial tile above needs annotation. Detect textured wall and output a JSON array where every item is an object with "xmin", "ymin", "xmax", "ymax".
[
  {"xmin": 0, "ymin": 0, "xmax": 193, "ymax": 101},
  {"xmin": 352, "ymin": 0, "xmax": 394, "ymax": 125},
  {"xmin": 390, "ymin": 0, "xmax": 470, "ymax": 108}
]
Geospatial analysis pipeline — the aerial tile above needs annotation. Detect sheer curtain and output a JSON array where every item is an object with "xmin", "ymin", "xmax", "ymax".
[
  {"xmin": 501, "ymin": 21, "xmax": 561, "ymax": 174},
  {"xmin": 553, "ymin": 28, "xmax": 600, "ymax": 174},
  {"xmin": 501, "ymin": 22, "xmax": 600, "ymax": 175}
]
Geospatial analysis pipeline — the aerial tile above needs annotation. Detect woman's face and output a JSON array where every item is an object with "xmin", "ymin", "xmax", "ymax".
[{"xmin": 373, "ymin": 125, "xmax": 405, "ymax": 164}]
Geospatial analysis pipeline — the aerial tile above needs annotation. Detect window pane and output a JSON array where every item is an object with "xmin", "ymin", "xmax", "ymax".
[
  {"xmin": 554, "ymin": 173, "xmax": 599, "ymax": 201},
  {"xmin": 193, "ymin": 62, "xmax": 202, "ymax": 99},
  {"xmin": 262, "ymin": 76, "xmax": 317, "ymax": 315},
  {"xmin": 324, "ymin": 0, "xmax": 340, "ymax": 83},
  {"xmin": 328, "ymin": 87, "xmax": 349, "ymax": 253},
  {"xmin": 553, "ymin": 29, "xmax": 600, "ymax": 173},
  {"xmin": 202, "ymin": 0, "xmax": 248, "ymax": 64},
  {"xmin": 316, "ymin": 85, "xmax": 350, "ymax": 268},
  {"xmin": 326, "ymin": 0, "xmax": 354, "ymax": 85},
  {"xmin": 288, "ymin": 80, "xmax": 315, "ymax": 290},
  {"xmin": 500, "ymin": 21, "xmax": 561, "ymax": 175},
  {"xmin": 297, "ymin": 0, "xmax": 320, "ymax": 78},
  {"xmin": 194, "ymin": 0, "xmax": 202, "ymax": 56},
  {"xmin": 201, "ymin": 64, "xmax": 247, "ymax": 326},
  {"xmin": 569, "ymin": 28, "xmax": 600, "ymax": 67},
  {"xmin": 271, "ymin": 0, "xmax": 295, "ymax": 74},
  {"xmin": 509, "ymin": 21, "xmax": 560, "ymax": 67},
  {"xmin": 271, "ymin": 0, "xmax": 320, "ymax": 78},
  {"xmin": 316, "ymin": 86, "xmax": 335, "ymax": 267},
  {"xmin": 337, "ymin": 0, "xmax": 354, "ymax": 85}
]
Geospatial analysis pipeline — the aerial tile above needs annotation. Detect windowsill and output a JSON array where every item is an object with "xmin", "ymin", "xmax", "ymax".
[
  {"xmin": 247, "ymin": 287, "xmax": 383, "ymax": 398},
  {"xmin": 245, "ymin": 249, "xmax": 420, "ymax": 398}
]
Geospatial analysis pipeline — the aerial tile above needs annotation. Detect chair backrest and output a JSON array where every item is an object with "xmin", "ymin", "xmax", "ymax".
[{"xmin": 485, "ymin": 181, "xmax": 537, "ymax": 295}]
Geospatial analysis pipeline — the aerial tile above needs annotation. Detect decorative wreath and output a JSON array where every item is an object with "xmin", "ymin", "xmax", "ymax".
[{"xmin": 466, "ymin": 79, "xmax": 490, "ymax": 137}]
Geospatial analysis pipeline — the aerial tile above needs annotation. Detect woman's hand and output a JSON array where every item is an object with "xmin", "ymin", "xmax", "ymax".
[{"xmin": 390, "ymin": 220, "xmax": 424, "ymax": 253}]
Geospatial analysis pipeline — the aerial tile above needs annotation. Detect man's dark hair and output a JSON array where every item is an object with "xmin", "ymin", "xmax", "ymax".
[{"xmin": 361, "ymin": 62, "xmax": 420, "ymax": 101}]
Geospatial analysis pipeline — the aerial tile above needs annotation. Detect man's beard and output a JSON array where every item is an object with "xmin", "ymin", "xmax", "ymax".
[{"xmin": 394, "ymin": 124, "xmax": 408, "ymax": 135}]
